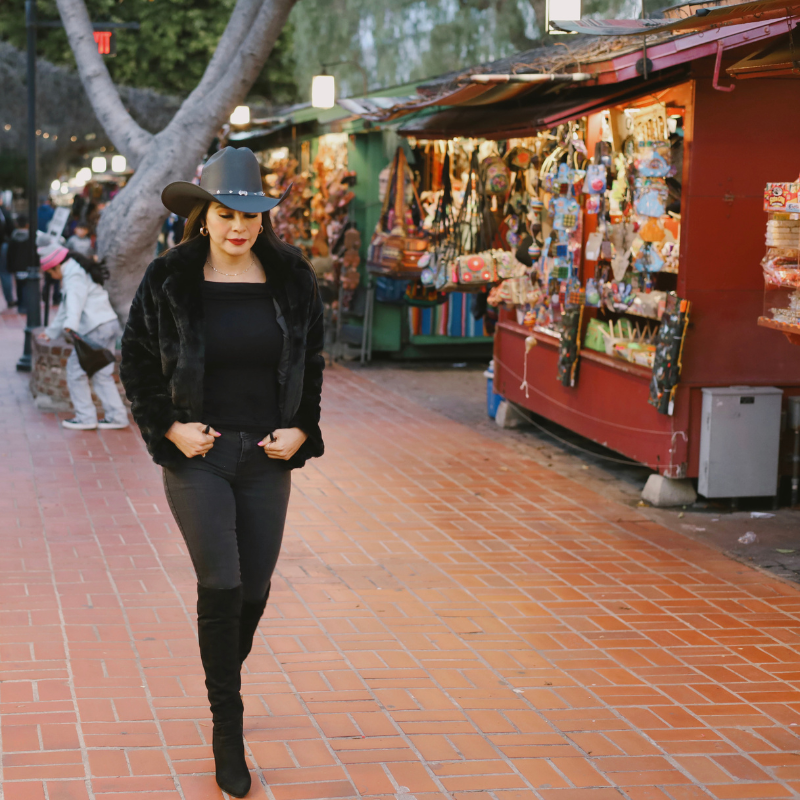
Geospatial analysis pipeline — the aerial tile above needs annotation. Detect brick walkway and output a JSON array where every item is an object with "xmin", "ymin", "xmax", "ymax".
[{"xmin": 2, "ymin": 314, "xmax": 800, "ymax": 800}]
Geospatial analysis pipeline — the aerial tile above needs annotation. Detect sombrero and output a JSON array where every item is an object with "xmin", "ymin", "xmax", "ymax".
[{"xmin": 161, "ymin": 146, "xmax": 290, "ymax": 218}]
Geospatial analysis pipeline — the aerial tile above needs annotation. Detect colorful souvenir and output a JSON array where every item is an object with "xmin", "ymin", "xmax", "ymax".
[
  {"xmin": 764, "ymin": 181, "xmax": 800, "ymax": 213},
  {"xmin": 637, "ymin": 148, "xmax": 670, "ymax": 178},
  {"xmin": 457, "ymin": 252, "xmax": 497, "ymax": 285},
  {"xmin": 584, "ymin": 164, "xmax": 607, "ymax": 195}
]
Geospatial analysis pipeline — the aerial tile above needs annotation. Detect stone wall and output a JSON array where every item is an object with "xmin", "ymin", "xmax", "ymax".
[{"xmin": 30, "ymin": 329, "xmax": 127, "ymax": 413}]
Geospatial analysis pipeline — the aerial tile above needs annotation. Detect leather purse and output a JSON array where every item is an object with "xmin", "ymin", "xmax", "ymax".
[
  {"xmin": 66, "ymin": 328, "xmax": 115, "ymax": 377},
  {"xmin": 456, "ymin": 252, "xmax": 497, "ymax": 286},
  {"xmin": 368, "ymin": 147, "xmax": 429, "ymax": 276}
]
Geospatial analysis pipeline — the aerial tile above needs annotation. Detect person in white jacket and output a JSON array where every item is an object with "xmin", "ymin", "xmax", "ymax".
[{"xmin": 36, "ymin": 238, "xmax": 129, "ymax": 431}]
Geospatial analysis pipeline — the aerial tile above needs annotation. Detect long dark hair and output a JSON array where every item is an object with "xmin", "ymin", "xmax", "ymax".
[
  {"xmin": 180, "ymin": 200, "xmax": 312, "ymax": 272},
  {"xmin": 68, "ymin": 250, "xmax": 110, "ymax": 286}
]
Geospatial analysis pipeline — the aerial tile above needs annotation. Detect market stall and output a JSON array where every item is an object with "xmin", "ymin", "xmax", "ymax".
[
  {"xmin": 366, "ymin": 15, "xmax": 800, "ymax": 480},
  {"xmin": 365, "ymin": 140, "xmax": 505, "ymax": 356}
]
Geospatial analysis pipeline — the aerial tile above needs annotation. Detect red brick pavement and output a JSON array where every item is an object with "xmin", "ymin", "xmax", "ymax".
[{"xmin": 2, "ymin": 316, "xmax": 800, "ymax": 800}]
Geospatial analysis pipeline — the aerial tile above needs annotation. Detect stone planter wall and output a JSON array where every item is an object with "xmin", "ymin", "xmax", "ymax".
[{"xmin": 30, "ymin": 329, "xmax": 127, "ymax": 413}]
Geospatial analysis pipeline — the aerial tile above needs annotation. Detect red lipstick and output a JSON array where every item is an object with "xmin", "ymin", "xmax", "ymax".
[{"xmin": 228, "ymin": 238, "xmax": 247, "ymax": 246}]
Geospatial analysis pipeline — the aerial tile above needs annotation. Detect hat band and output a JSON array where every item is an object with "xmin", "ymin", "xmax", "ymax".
[{"xmin": 211, "ymin": 189, "xmax": 267, "ymax": 196}]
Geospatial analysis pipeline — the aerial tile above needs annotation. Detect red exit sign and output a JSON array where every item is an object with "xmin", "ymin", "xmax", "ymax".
[{"xmin": 93, "ymin": 30, "xmax": 116, "ymax": 55}]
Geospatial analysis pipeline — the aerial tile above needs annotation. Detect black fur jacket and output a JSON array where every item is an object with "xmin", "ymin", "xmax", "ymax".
[{"xmin": 119, "ymin": 235, "xmax": 324, "ymax": 469}]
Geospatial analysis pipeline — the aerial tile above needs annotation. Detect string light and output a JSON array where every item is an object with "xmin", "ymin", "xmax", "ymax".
[{"xmin": 70, "ymin": 136, "xmax": 77, "ymax": 142}]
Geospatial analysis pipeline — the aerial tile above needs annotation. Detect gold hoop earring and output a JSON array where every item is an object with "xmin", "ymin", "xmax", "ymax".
[
  {"xmin": 200, "ymin": 226, "xmax": 209, "ymax": 236},
  {"xmin": 258, "ymin": 225, "xmax": 264, "ymax": 234}
]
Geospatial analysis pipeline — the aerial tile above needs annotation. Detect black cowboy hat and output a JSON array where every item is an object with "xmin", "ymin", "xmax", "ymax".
[{"xmin": 161, "ymin": 146, "xmax": 290, "ymax": 218}]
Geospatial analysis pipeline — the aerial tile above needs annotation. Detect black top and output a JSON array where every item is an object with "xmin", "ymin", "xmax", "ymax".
[{"xmin": 202, "ymin": 281, "xmax": 283, "ymax": 434}]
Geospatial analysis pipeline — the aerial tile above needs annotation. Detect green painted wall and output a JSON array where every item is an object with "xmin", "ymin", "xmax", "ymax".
[
  {"xmin": 348, "ymin": 130, "xmax": 386, "ymax": 268},
  {"xmin": 349, "ymin": 129, "xmax": 404, "ymax": 353}
]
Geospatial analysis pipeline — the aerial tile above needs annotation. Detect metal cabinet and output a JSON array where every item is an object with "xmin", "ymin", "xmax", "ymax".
[{"xmin": 699, "ymin": 386, "xmax": 783, "ymax": 498}]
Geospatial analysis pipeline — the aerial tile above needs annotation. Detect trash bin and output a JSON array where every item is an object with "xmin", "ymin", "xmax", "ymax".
[{"xmin": 484, "ymin": 360, "xmax": 503, "ymax": 419}]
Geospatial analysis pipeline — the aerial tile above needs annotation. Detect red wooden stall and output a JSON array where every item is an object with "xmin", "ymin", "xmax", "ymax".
[
  {"xmin": 490, "ymin": 46, "xmax": 800, "ymax": 478},
  {"xmin": 379, "ymin": 16, "xmax": 800, "ymax": 478}
]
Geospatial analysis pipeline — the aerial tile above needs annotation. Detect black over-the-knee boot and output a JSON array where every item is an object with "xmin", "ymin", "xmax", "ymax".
[
  {"xmin": 239, "ymin": 583, "xmax": 270, "ymax": 665},
  {"xmin": 197, "ymin": 583, "xmax": 251, "ymax": 797}
]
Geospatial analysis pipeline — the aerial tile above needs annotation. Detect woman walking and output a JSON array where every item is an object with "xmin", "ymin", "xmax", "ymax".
[
  {"xmin": 37, "ymin": 239, "xmax": 129, "ymax": 430},
  {"xmin": 119, "ymin": 147, "xmax": 324, "ymax": 797}
]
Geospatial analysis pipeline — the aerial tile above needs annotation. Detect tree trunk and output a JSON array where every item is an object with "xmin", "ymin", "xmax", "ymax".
[
  {"xmin": 96, "ymin": 135, "xmax": 201, "ymax": 317},
  {"xmin": 55, "ymin": 0, "xmax": 299, "ymax": 318}
]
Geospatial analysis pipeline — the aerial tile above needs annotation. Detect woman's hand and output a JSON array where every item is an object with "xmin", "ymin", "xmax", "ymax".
[
  {"xmin": 259, "ymin": 427, "xmax": 307, "ymax": 460},
  {"xmin": 166, "ymin": 422, "xmax": 220, "ymax": 458}
]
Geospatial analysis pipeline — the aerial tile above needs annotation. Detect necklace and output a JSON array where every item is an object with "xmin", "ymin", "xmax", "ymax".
[{"xmin": 206, "ymin": 253, "xmax": 255, "ymax": 277}]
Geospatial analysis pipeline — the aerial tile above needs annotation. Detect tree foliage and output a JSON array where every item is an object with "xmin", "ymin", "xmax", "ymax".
[
  {"xmin": 0, "ymin": 0, "xmax": 296, "ymax": 104},
  {"xmin": 288, "ymin": 0, "xmax": 637, "ymax": 100}
]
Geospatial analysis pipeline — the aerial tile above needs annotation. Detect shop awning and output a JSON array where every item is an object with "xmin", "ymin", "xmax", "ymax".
[
  {"xmin": 396, "ymin": 70, "xmax": 686, "ymax": 139},
  {"xmin": 726, "ymin": 31, "xmax": 800, "ymax": 76},
  {"xmin": 228, "ymin": 122, "xmax": 291, "ymax": 146},
  {"xmin": 552, "ymin": 0, "xmax": 800, "ymax": 35}
]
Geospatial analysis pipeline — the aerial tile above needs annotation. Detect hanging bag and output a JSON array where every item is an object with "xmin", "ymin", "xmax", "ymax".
[
  {"xmin": 445, "ymin": 151, "xmax": 498, "ymax": 291},
  {"xmin": 368, "ymin": 147, "xmax": 429, "ymax": 276}
]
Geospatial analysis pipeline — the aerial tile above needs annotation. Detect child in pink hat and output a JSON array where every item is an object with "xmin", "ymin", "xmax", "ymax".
[{"xmin": 37, "ymin": 237, "xmax": 128, "ymax": 431}]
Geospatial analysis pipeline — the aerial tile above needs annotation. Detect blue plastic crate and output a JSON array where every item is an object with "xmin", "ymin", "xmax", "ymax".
[{"xmin": 484, "ymin": 363, "xmax": 503, "ymax": 419}]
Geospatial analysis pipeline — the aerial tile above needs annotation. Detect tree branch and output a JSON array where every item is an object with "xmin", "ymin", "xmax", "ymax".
[
  {"xmin": 205, "ymin": 0, "xmax": 300, "ymax": 115},
  {"xmin": 164, "ymin": 0, "xmax": 298, "ymax": 146},
  {"xmin": 55, "ymin": 0, "xmax": 153, "ymax": 166},
  {"xmin": 189, "ymin": 0, "xmax": 266, "ymax": 99}
]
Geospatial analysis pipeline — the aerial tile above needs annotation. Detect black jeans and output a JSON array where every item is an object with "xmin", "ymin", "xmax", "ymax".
[{"xmin": 163, "ymin": 430, "xmax": 291, "ymax": 604}]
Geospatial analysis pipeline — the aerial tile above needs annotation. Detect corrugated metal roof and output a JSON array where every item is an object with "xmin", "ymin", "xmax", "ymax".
[{"xmin": 362, "ymin": 16, "xmax": 797, "ymax": 125}]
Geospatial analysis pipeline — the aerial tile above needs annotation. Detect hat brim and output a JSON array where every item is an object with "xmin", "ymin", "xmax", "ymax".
[{"xmin": 161, "ymin": 182, "xmax": 291, "ymax": 218}]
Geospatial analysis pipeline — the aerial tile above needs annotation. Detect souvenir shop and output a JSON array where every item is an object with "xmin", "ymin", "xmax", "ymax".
[
  {"xmin": 366, "ymin": 139, "xmax": 509, "ymax": 354},
  {"xmin": 226, "ymin": 96, "xmax": 488, "ymax": 358},
  {"xmin": 378, "ymin": 27, "xmax": 800, "ymax": 480}
]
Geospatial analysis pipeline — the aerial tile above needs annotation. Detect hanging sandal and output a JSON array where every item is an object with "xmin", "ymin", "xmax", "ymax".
[{"xmin": 197, "ymin": 583, "xmax": 251, "ymax": 797}]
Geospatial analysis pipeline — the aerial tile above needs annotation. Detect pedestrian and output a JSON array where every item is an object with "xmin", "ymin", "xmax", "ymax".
[
  {"xmin": 0, "ymin": 197, "xmax": 15, "ymax": 308},
  {"xmin": 66, "ymin": 221, "xmax": 95, "ymax": 258},
  {"xmin": 37, "ymin": 196, "xmax": 55, "ymax": 232},
  {"xmin": 119, "ymin": 147, "xmax": 324, "ymax": 798},
  {"xmin": 7, "ymin": 214, "xmax": 31, "ymax": 310},
  {"xmin": 36, "ymin": 238, "xmax": 129, "ymax": 431}
]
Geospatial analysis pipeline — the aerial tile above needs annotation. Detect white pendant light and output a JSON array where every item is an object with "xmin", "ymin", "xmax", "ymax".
[
  {"xmin": 311, "ymin": 73, "xmax": 335, "ymax": 109},
  {"xmin": 91, "ymin": 156, "xmax": 107, "ymax": 173},
  {"xmin": 230, "ymin": 105, "xmax": 250, "ymax": 125},
  {"xmin": 75, "ymin": 167, "xmax": 92, "ymax": 186},
  {"xmin": 111, "ymin": 155, "xmax": 127, "ymax": 173},
  {"xmin": 547, "ymin": 0, "xmax": 581, "ymax": 33}
]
